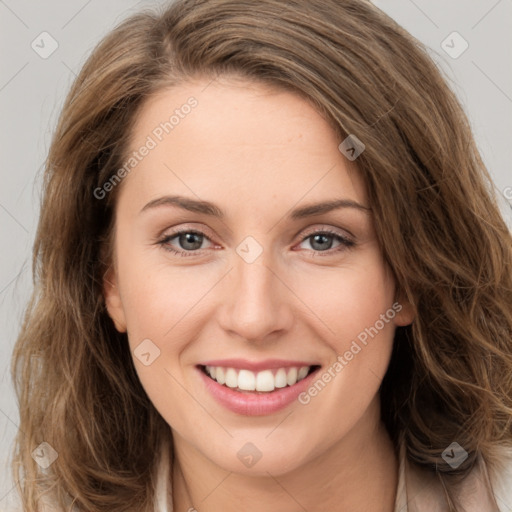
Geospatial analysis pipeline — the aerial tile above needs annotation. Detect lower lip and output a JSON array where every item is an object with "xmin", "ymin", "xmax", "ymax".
[{"xmin": 197, "ymin": 366, "xmax": 320, "ymax": 416}]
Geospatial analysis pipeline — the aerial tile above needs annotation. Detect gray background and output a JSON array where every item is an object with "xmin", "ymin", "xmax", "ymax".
[{"xmin": 1, "ymin": 0, "xmax": 511, "ymax": 508}]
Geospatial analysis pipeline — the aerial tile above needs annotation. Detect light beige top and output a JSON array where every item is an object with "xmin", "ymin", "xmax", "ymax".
[
  {"xmin": 37, "ymin": 437, "xmax": 512, "ymax": 511},
  {"xmin": 392, "ymin": 441, "xmax": 512, "ymax": 512},
  {"xmin": 153, "ymin": 437, "xmax": 512, "ymax": 512}
]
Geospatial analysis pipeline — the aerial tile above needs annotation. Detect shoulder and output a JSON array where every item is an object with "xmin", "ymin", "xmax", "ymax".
[
  {"xmin": 399, "ymin": 444, "xmax": 512, "ymax": 512},
  {"xmin": 488, "ymin": 446, "xmax": 512, "ymax": 511}
]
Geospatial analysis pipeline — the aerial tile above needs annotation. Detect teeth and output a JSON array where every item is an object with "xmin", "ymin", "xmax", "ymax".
[
  {"xmin": 238, "ymin": 370, "xmax": 256, "ymax": 391},
  {"xmin": 274, "ymin": 368, "xmax": 288, "ymax": 388},
  {"xmin": 225, "ymin": 368, "xmax": 238, "ymax": 388},
  {"xmin": 215, "ymin": 367, "xmax": 225, "ymax": 385},
  {"xmin": 256, "ymin": 370, "xmax": 274, "ymax": 392},
  {"xmin": 204, "ymin": 365, "xmax": 313, "ymax": 392},
  {"xmin": 286, "ymin": 367, "xmax": 298, "ymax": 385},
  {"xmin": 298, "ymin": 366, "xmax": 309, "ymax": 380}
]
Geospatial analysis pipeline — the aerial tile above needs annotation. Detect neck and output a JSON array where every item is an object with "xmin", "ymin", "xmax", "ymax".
[{"xmin": 171, "ymin": 399, "xmax": 398, "ymax": 512}]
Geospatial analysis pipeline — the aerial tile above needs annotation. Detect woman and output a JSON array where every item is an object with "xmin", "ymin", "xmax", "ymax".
[{"xmin": 11, "ymin": 0, "xmax": 512, "ymax": 510}]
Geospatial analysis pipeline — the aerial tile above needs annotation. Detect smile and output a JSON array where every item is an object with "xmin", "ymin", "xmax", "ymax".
[
  {"xmin": 201, "ymin": 365, "xmax": 317, "ymax": 392},
  {"xmin": 196, "ymin": 360, "xmax": 321, "ymax": 415}
]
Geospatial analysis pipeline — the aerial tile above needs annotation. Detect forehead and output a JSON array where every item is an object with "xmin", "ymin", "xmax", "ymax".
[{"xmin": 119, "ymin": 77, "xmax": 367, "ymax": 215}]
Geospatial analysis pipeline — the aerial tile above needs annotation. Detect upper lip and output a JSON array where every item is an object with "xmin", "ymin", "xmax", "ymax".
[{"xmin": 198, "ymin": 359, "xmax": 320, "ymax": 372}]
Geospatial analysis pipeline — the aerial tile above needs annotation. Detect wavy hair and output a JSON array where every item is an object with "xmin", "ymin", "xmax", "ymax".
[{"xmin": 11, "ymin": 0, "xmax": 512, "ymax": 510}]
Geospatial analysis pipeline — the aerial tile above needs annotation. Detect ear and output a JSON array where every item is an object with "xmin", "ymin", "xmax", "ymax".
[
  {"xmin": 103, "ymin": 264, "xmax": 127, "ymax": 333},
  {"xmin": 392, "ymin": 295, "xmax": 416, "ymax": 327}
]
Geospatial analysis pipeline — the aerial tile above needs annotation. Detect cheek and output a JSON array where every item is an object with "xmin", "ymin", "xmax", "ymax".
[
  {"xmin": 117, "ymin": 247, "xmax": 209, "ymax": 345},
  {"xmin": 288, "ymin": 254, "xmax": 398, "ymax": 417},
  {"xmin": 291, "ymin": 255, "xmax": 396, "ymax": 350},
  {"xmin": 288, "ymin": 259, "xmax": 397, "ymax": 446},
  {"xmin": 115, "ymin": 255, "xmax": 206, "ymax": 426}
]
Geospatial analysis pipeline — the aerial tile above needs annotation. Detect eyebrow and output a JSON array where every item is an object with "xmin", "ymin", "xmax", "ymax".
[{"xmin": 139, "ymin": 195, "xmax": 371, "ymax": 219}]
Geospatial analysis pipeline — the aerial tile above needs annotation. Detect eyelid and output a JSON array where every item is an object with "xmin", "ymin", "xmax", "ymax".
[
  {"xmin": 156, "ymin": 222, "xmax": 216, "ymax": 241},
  {"xmin": 299, "ymin": 224, "xmax": 355, "ymax": 241},
  {"xmin": 157, "ymin": 223, "xmax": 356, "ymax": 258},
  {"xmin": 159, "ymin": 223, "xmax": 353, "ymax": 245}
]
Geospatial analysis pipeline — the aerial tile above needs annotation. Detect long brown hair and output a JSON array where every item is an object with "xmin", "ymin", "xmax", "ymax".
[{"xmin": 11, "ymin": 0, "xmax": 512, "ymax": 510}]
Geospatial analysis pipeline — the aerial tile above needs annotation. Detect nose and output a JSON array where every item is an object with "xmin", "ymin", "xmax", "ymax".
[{"xmin": 217, "ymin": 251, "xmax": 294, "ymax": 343}]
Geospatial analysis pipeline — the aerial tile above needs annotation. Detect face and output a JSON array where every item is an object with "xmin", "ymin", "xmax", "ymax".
[{"xmin": 103, "ymin": 77, "xmax": 413, "ymax": 476}]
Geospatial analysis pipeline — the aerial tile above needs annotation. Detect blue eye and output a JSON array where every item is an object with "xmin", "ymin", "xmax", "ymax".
[
  {"xmin": 157, "ymin": 228, "xmax": 355, "ymax": 257},
  {"xmin": 158, "ymin": 229, "xmax": 211, "ymax": 257},
  {"xmin": 298, "ymin": 230, "xmax": 355, "ymax": 254}
]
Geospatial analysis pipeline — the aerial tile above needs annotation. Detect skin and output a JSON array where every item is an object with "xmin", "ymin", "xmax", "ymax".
[{"xmin": 103, "ymin": 76, "xmax": 415, "ymax": 512}]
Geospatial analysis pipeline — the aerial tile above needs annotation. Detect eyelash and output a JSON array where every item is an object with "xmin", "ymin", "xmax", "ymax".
[{"xmin": 156, "ymin": 227, "xmax": 356, "ymax": 258}]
